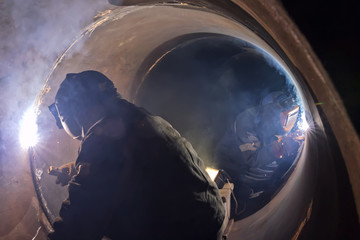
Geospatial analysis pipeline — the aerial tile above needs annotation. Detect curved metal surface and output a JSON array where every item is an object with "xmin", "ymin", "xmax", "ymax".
[
  {"xmin": 0, "ymin": 1, "xmax": 358, "ymax": 239},
  {"xmin": 31, "ymin": 4, "xmax": 317, "ymax": 240}
]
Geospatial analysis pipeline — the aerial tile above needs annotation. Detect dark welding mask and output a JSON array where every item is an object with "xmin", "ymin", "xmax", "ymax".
[
  {"xmin": 48, "ymin": 101, "xmax": 83, "ymax": 139},
  {"xmin": 48, "ymin": 70, "xmax": 119, "ymax": 131},
  {"xmin": 48, "ymin": 103, "xmax": 63, "ymax": 129}
]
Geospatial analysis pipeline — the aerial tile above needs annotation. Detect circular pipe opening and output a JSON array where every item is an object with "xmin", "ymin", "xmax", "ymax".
[{"xmin": 30, "ymin": 4, "xmax": 332, "ymax": 239}]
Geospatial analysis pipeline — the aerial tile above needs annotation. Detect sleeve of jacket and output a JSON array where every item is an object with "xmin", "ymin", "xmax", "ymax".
[
  {"xmin": 48, "ymin": 133, "xmax": 118, "ymax": 240},
  {"xmin": 250, "ymin": 142, "xmax": 276, "ymax": 167}
]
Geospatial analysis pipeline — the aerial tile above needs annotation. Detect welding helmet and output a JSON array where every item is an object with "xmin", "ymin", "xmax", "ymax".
[
  {"xmin": 261, "ymin": 91, "xmax": 299, "ymax": 133},
  {"xmin": 48, "ymin": 70, "xmax": 118, "ymax": 133},
  {"xmin": 280, "ymin": 105, "xmax": 300, "ymax": 132}
]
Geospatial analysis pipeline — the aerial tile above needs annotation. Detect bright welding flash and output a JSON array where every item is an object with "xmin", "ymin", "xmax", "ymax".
[
  {"xmin": 205, "ymin": 167, "xmax": 219, "ymax": 182},
  {"xmin": 19, "ymin": 108, "xmax": 39, "ymax": 149},
  {"xmin": 299, "ymin": 113, "xmax": 310, "ymax": 132}
]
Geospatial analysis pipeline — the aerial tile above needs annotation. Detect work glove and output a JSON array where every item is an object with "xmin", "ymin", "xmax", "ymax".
[
  {"xmin": 272, "ymin": 136, "xmax": 300, "ymax": 159},
  {"xmin": 48, "ymin": 162, "xmax": 77, "ymax": 186}
]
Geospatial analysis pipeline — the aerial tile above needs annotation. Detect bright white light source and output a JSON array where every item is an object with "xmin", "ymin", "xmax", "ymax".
[
  {"xmin": 205, "ymin": 167, "xmax": 219, "ymax": 182},
  {"xmin": 19, "ymin": 108, "xmax": 39, "ymax": 148},
  {"xmin": 299, "ymin": 113, "xmax": 310, "ymax": 132}
]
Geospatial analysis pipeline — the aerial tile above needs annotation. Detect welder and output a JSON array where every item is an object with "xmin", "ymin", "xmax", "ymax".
[
  {"xmin": 215, "ymin": 91, "xmax": 301, "ymax": 180},
  {"xmin": 47, "ymin": 70, "xmax": 225, "ymax": 240}
]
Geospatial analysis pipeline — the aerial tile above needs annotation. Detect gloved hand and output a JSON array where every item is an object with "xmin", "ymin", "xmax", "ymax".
[
  {"xmin": 48, "ymin": 162, "xmax": 77, "ymax": 186},
  {"xmin": 272, "ymin": 136, "xmax": 300, "ymax": 159}
]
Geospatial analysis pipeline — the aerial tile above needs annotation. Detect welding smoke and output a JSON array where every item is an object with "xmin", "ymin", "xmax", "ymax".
[
  {"xmin": 135, "ymin": 36, "xmax": 299, "ymax": 167},
  {"xmin": 0, "ymin": 0, "xmax": 113, "ymax": 182},
  {"xmin": 0, "ymin": 0, "xmax": 111, "ymax": 146}
]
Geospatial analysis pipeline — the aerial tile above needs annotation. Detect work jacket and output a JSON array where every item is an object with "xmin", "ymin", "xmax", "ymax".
[
  {"xmin": 215, "ymin": 106, "xmax": 279, "ymax": 178},
  {"xmin": 48, "ymin": 98, "xmax": 225, "ymax": 240}
]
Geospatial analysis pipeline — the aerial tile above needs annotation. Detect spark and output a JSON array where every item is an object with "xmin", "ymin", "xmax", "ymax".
[{"xmin": 19, "ymin": 107, "xmax": 39, "ymax": 149}]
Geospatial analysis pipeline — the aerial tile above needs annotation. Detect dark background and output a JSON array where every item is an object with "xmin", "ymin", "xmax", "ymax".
[
  {"xmin": 281, "ymin": 1, "xmax": 360, "ymax": 238},
  {"xmin": 281, "ymin": 0, "xmax": 360, "ymax": 134}
]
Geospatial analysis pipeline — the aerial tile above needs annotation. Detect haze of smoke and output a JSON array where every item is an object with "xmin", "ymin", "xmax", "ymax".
[
  {"xmin": 254, "ymin": 46, "xmax": 308, "ymax": 130},
  {"xmin": 255, "ymin": 46, "xmax": 298, "ymax": 92},
  {"xmin": 0, "ymin": 0, "xmax": 111, "ymax": 143}
]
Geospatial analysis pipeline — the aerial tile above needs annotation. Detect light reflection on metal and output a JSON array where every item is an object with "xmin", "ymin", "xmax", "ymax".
[
  {"xmin": 291, "ymin": 199, "xmax": 313, "ymax": 240},
  {"xmin": 19, "ymin": 107, "xmax": 39, "ymax": 148},
  {"xmin": 31, "ymin": 226, "xmax": 42, "ymax": 240},
  {"xmin": 36, "ymin": 169, "xmax": 44, "ymax": 180}
]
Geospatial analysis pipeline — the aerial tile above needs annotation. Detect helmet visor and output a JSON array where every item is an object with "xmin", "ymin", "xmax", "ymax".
[{"xmin": 280, "ymin": 105, "xmax": 299, "ymax": 132}]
